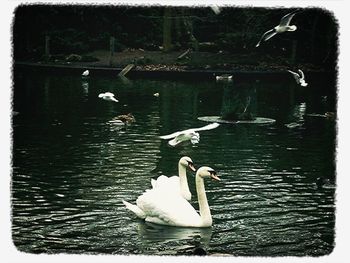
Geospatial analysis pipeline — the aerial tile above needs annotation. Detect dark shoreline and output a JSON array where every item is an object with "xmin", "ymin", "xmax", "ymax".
[{"xmin": 14, "ymin": 61, "xmax": 332, "ymax": 81}]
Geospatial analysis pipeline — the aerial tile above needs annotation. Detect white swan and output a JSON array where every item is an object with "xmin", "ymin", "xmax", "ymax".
[
  {"xmin": 287, "ymin": 69, "xmax": 308, "ymax": 87},
  {"xmin": 82, "ymin": 70, "xmax": 89, "ymax": 77},
  {"xmin": 256, "ymin": 10, "xmax": 299, "ymax": 47},
  {"xmin": 98, "ymin": 92, "xmax": 119, "ymax": 102},
  {"xmin": 160, "ymin": 123, "xmax": 220, "ymax": 146},
  {"xmin": 122, "ymin": 166, "xmax": 220, "ymax": 227},
  {"xmin": 151, "ymin": 156, "xmax": 195, "ymax": 201}
]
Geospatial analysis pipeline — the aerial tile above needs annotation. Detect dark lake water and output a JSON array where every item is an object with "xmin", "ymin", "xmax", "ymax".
[{"xmin": 12, "ymin": 67, "xmax": 336, "ymax": 256}]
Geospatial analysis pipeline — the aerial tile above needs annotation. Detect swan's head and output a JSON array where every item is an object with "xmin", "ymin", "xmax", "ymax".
[
  {"xmin": 179, "ymin": 156, "xmax": 196, "ymax": 172},
  {"xmin": 197, "ymin": 166, "xmax": 220, "ymax": 181}
]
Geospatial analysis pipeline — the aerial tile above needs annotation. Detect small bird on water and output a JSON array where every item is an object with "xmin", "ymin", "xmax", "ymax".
[
  {"xmin": 82, "ymin": 70, "xmax": 89, "ymax": 77},
  {"xmin": 98, "ymin": 92, "xmax": 119, "ymax": 102},
  {"xmin": 215, "ymin": 74, "xmax": 233, "ymax": 81},
  {"xmin": 116, "ymin": 113, "xmax": 135, "ymax": 124}
]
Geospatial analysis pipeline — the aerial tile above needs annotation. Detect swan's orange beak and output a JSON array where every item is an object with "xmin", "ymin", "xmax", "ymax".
[
  {"xmin": 211, "ymin": 173, "xmax": 220, "ymax": 181},
  {"xmin": 189, "ymin": 163, "xmax": 196, "ymax": 172}
]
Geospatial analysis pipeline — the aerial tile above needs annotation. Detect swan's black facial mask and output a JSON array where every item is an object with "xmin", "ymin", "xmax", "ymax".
[{"xmin": 209, "ymin": 170, "xmax": 220, "ymax": 181}]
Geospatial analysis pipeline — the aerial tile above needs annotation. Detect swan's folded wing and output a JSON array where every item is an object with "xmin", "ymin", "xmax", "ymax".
[
  {"xmin": 192, "ymin": 122, "xmax": 220, "ymax": 132},
  {"xmin": 136, "ymin": 189, "xmax": 201, "ymax": 227},
  {"xmin": 152, "ymin": 175, "xmax": 180, "ymax": 193}
]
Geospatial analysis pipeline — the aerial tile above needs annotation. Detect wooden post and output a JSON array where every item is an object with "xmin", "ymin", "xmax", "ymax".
[
  {"xmin": 118, "ymin": 64, "xmax": 134, "ymax": 77},
  {"xmin": 109, "ymin": 36, "xmax": 115, "ymax": 66}
]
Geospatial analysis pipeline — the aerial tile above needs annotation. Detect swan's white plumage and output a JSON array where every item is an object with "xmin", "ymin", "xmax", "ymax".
[
  {"xmin": 152, "ymin": 175, "xmax": 180, "ymax": 191},
  {"xmin": 136, "ymin": 188, "xmax": 202, "ymax": 227},
  {"xmin": 151, "ymin": 156, "xmax": 194, "ymax": 201},
  {"xmin": 122, "ymin": 166, "xmax": 219, "ymax": 228},
  {"xmin": 122, "ymin": 200, "xmax": 146, "ymax": 219}
]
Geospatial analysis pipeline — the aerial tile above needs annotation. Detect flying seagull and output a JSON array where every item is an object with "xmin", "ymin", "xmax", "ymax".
[
  {"xmin": 210, "ymin": 5, "xmax": 221, "ymax": 15},
  {"xmin": 256, "ymin": 10, "xmax": 300, "ymax": 47},
  {"xmin": 98, "ymin": 92, "xmax": 119, "ymax": 102},
  {"xmin": 287, "ymin": 69, "xmax": 308, "ymax": 87},
  {"xmin": 160, "ymin": 123, "xmax": 220, "ymax": 147}
]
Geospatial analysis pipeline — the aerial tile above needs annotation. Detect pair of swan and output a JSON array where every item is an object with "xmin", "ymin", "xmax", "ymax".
[{"xmin": 122, "ymin": 157, "xmax": 220, "ymax": 228}]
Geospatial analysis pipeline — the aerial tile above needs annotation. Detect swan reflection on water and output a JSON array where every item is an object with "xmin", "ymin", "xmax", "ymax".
[{"xmin": 137, "ymin": 221, "xmax": 212, "ymax": 247}]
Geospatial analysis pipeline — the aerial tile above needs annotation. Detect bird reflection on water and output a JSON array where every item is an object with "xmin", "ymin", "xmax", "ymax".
[{"xmin": 137, "ymin": 221, "xmax": 212, "ymax": 251}]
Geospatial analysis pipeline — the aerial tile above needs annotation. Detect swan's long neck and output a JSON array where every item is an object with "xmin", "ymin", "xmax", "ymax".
[
  {"xmin": 178, "ymin": 163, "xmax": 191, "ymax": 200},
  {"xmin": 196, "ymin": 175, "xmax": 212, "ymax": 227}
]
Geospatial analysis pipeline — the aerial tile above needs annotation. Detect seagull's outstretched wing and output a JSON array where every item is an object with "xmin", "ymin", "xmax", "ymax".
[
  {"xmin": 279, "ymin": 10, "xmax": 299, "ymax": 27},
  {"xmin": 298, "ymin": 69, "xmax": 305, "ymax": 80},
  {"xmin": 168, "ymin": 133, "xmax": 191, "ymax": 147},
  {"xmin": 256, "ymin": 29, "xmax": 277, "ymax": 47},
  {"xmin": 287, "ymin": 70, "xmax": 301, "ymax": 81},
  {"xmin": 105, "ymin": 92, "xmax": 115, "ymax": 97},
  {"xmin": 160, "ymin": 123, "xmax": 219, "ymax": 140},
  {"xmin": 192, "ymin": 122, "xmax": 220, "ymax": 132},
  {"xmin": 160, "ymin": 131, "xmax": 183, "ymax": 140}
]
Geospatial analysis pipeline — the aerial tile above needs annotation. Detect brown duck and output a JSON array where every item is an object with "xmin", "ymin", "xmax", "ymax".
[{"xmin": 115, "ymin": 113, "xmax": 135, "ymax": 124}]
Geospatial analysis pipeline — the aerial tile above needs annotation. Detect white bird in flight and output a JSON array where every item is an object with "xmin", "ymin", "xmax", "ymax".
[
  {"xmin": 160, "ymin": 122, "xmax": 220, "ymax": 147},
  {"xmin": 82, "ymin": 70, "xmax": 89, "ymax": 77},
  {"xmin": 287, "ymin": 69, "xmax": 308, "ymax": 87},
  {"xmin": 256, "ymin": 10, "xmax": 299, "ymax": 47},
  {"xmin": 210, "ymin": 5, "xmax": 221, "ymax": 15},
  {"xmin": 98, "ymin": 92, "xmax": 119, "ymax": 102}
]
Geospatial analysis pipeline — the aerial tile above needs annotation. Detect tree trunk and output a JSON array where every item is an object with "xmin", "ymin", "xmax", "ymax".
[
  {"xmin": 109, "ymin": 36, "xmax": 115, "ymax": 66},
  {"xmin": 163, "ymin": 8, "xmax": 172, "ymax": 52},
  {"xmin": 44, "ymin": 34, "xmax": 50, "ymax": 61}
]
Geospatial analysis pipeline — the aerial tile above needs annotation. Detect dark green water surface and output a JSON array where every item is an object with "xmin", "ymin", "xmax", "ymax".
[{"xmin": 12, "ymin": 68, "xmax": 336, "ymax": 256}]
